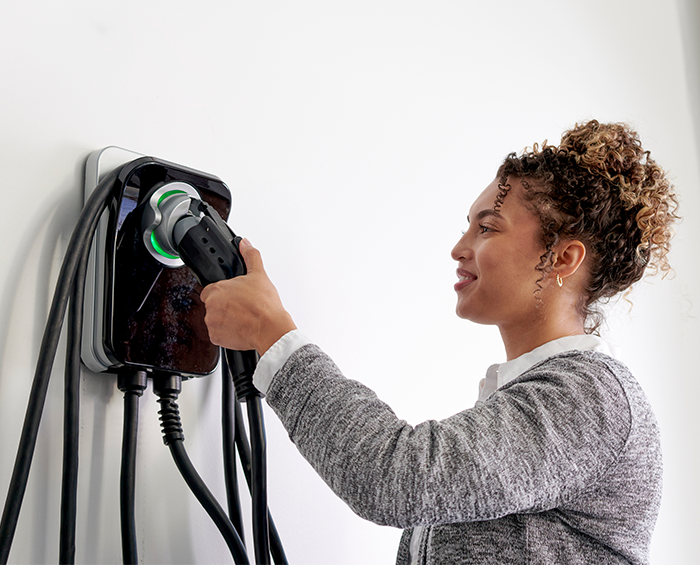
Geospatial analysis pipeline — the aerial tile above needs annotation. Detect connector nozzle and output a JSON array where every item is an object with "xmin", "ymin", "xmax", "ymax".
[{"xmin": 141, "ymin": 182, "xmax": 201, "ymax": 267}]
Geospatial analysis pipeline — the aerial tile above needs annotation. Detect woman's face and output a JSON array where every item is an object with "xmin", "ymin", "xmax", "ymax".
[{"xmin": 451, "ymin": 177, "xmax": 548, "ymax": 331}]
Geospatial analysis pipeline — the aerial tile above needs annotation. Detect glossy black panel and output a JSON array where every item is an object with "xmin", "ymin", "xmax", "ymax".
[{"xmin": 104, "ymin": 158, "xmax": 230, "ymax": 377}]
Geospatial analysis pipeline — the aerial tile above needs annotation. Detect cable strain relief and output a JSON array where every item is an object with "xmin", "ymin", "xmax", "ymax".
[
  {"xmin": 157, "ymin": 397, "xmax": 184, "ymax": 445},
  {"xmin": 225, "ymin": 350, "xmax": 260, "ymax": 402},
  {"xmin": 152, "ymin": 373, "xmax": 182, "ymax": 398},
  {"xmin": 232, "ymin": 374, "xmax": 259, "ymax": 403},
  {"xmin": 117, "ymin": 370, "xmax": 148, "ymax": 396},
  {"xmin": 152, "ymin": 374, "xmax": 184, "ymax": 445}
]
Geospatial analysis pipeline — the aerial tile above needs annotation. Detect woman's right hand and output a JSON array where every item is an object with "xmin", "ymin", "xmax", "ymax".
[{"xmin": 200, "ymin": 239, "xmax": 297, "ymax": 355}]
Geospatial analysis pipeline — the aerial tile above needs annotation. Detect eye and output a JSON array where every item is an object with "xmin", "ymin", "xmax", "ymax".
[{"xmin": 478, "ymin": 224, "xmax": 493, "ymax": 234}]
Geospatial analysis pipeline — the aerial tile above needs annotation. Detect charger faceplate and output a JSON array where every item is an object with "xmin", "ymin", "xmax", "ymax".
[{"xmin": 81, "ymin": 148, "xmax": 231, "ymax": 376}]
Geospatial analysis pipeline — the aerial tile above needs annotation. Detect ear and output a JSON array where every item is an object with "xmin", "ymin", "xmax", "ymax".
[{"xmin": 551, "ymin": 240, "xmax": 587, "ymax": 283}]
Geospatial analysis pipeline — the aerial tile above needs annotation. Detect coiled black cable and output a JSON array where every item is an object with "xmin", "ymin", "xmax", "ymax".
[
  {"xmin": 154, "ymin": 374, "xmax": 249, "ymax": 564},
  {"xmin": 0, "ymin": 166, "xmax": 122, "ymax": 565}
]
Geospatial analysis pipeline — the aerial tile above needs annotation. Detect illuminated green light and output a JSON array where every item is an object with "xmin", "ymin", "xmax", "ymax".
[
  {"xmin": 157, "ymin": 189, "xmax": 187, "ymax": 207},
  {"xmin": 150, "ymin": 232, "xmax": 179, "ymax": 260}
]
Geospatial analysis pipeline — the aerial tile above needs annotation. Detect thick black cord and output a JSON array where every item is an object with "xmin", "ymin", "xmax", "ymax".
[
  {"xmin": 222, "ymin": 350, "xmax": 271, "ymax": 565},
  {"xmin": 233, "ymin": 401, "xmax": 288, "ymax": 565},
  {"xmin": 0, "ymin": 167, "xmax": 121, "ymax": 565},
  {"xmin": 59, "ymin": 239, "xmax": 90, "ymax": 565},
  {"xmin": 222, "ymin": 354, "xmax": 245, "ymax": 545},
  {"xmin": 168, "ymin": 441, "xmax": 249, "ymax": 565},
  {"xmin": 246, "ymin": 398, "xmax": 270, "ymax": 565},
  {"xmin": 154, "ymin": 375, "xmax": 249, "ymax": 564},
  {"xmin": 118, "ymin": 371, "xmax": 147, "ymax": 565}
]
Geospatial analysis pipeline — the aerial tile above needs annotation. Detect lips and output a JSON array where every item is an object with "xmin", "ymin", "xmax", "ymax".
[{"xmin": 454, "ymin": 268, "xmax": 477, "ymax": 291}]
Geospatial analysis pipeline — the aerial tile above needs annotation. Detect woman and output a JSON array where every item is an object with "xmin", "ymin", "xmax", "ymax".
[{"xmin": 201, "ymin": 120, "xmax": 678, "ymax": 564}]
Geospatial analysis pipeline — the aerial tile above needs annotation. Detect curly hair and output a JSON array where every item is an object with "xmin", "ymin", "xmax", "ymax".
[{"xmin": 497, "ymin": 120, "xmax": 679, "ymax": 333}]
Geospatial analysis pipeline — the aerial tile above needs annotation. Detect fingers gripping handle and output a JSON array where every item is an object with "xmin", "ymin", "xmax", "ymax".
[{"xmin": 174, "ymin": 206, "xmax": 260, "ymax": 401}]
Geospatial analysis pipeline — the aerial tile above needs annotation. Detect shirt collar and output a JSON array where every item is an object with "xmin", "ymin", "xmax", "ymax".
[{"xmin": 477, "ymin": 335, "xmax": 614, "ymax": 403}]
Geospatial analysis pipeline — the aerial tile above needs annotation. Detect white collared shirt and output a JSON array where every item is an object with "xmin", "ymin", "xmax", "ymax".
[
  {"xmin": 252, "ymin": 329, "xmax": 312, "ymax": 395},
  {"xmin": 476, "ymin": 335, "xmax": 615, "ymax": 404}
]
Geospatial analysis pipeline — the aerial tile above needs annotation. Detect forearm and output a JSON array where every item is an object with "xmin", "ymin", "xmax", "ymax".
[
  {"xmin": 264, "ymin": 346, "xmax": 630, "ymax": 528},
  {"xmin": 265, "ymin": 344, "xmax": 425, "ymax": 526},
  {"xmin": 265, "ymin": 344, "xmax": 513, "ymax": 527}
]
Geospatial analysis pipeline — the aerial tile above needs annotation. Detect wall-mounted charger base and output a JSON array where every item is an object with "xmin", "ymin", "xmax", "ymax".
[{"xmin": 81, "ymin": 147, "xmax": 231, "ymax": 377}]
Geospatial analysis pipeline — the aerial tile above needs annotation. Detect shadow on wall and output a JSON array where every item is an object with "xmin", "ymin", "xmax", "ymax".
[
  {"xmin": 0, "ymin": 152, "xmax": 87, "ymax": 399},
  {"xmin": 0, "ymin": 163, "xmax": 83, "ymax": 563},
  {"xmin": 677, "ymin": 0, "xmax": 700, "ymax": 162}
]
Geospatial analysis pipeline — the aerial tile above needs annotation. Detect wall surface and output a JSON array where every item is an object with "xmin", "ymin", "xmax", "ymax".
[{"xmin": 0, "ymin": 1, "xmax": 698, "ymax": 563}]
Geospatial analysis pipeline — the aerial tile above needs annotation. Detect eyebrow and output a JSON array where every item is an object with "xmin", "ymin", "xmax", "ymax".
[{"xmin": 466, "ymin": 209, "xmax": 504, "ymax": 224}]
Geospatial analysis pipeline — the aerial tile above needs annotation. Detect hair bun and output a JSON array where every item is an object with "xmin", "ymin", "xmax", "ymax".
[
  {"xmin": 559, "ymin": 120, "xmax": 647, "ymax": 207},
  {"xmin": 560, "ymin": 121, "xmax": 678, "ymax": 277}
]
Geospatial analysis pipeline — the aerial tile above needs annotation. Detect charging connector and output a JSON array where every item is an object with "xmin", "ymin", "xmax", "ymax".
[
  {"xmin": 141, "ymin": 187, "xmax": 247, "ymax": 286},
  {"xmin": 141, "ymin": 185, "xmax": 261, "ymax": 401}
]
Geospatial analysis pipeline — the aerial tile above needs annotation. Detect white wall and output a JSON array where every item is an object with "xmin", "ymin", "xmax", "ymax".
[{"xmin": 0, "ymin": 1, "xmax": 698, "ymax": 563}]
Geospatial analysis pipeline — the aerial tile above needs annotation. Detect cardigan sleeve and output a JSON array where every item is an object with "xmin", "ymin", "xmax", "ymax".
[{"xmin": 264, "ymin": 344, "xmax": 632, "ymax": 528}]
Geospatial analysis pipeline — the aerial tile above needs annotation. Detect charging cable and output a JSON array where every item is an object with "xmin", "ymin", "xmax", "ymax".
[
  {"xmin": 222, "ymin": 352, "xmax": 246, "ymax": 545},
  {"xmin": 152, "ymin": 374, "xmax": 249, "ymax": 564},
  {"xmin": 225, "ymin": 351, "xmax": 271, "ymax": 565},
  {"xmin": 142, "ymin": 185, "xmax": 282, "ymax": 564},
  {"xmin": 117, "ymin": 371, "xmax": 148, "ymax": 565},
  {"xmin": 0, "ymin": 166, "xmax": 123, "ymax": 565},
  {"xmin": 224, "ymin": 359, "xmax": 288, "ymax": 565},
  {"xmin": 59, "ymin": 238, "xmax": 90, "ymax": 565}
]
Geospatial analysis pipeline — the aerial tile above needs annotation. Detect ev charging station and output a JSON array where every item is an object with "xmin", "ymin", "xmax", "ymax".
[{"xmin": 0, "ymin": 149, "xmax": 286, "ymax": 565}]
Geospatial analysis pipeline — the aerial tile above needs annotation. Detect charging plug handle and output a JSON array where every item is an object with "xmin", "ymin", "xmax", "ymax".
[
  {"xmin": 175, "ymin": 215, "xmax": 246, "ymax": 286},
  {"xmin": 172, "ymin": 201, "xmax": 260, "ymax": 401}
]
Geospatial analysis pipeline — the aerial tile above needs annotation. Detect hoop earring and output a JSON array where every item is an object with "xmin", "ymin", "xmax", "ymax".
[{"xmin": 556, "ymin": 273, "xmax": 563, "ymax": 288}]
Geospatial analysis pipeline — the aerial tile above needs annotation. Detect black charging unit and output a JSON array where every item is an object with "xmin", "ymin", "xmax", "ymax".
[
  {"xmin": 83, "ymin": 152, "xmax": 230, "ymax": 377},
  {"xmin": 0, "ymin": 149, "xmax": 286, "ymax": 565},
  {"xmin": 84, "ymin": 151, "xmax": 285, "ymax": 565}
]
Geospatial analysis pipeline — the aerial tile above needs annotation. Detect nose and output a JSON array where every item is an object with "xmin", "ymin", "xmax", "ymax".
[{"xmin": 451, "ymin": 231, "xmax": 471, "ymax": 262}]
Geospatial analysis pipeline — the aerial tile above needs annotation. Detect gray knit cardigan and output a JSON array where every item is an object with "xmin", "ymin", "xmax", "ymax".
[{"xmin": 265, "ymin": 345, "xmax": 662, "ymax": 564}]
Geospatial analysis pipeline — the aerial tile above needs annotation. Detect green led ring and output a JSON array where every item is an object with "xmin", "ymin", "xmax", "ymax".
[
  {"xmin": 149, "ymin": 189, "xmax": 188, "ymax": 259},
  {"xmin": 158, "ymin": 189, "xmax": 188, "ymax": 206},
  {"xmin": 142, "ymin": 182, "xmax": 201, "ymax": 267},
  {"xmin": 150, "ymin": 231, "xmax": 180, "ymax": 260}
]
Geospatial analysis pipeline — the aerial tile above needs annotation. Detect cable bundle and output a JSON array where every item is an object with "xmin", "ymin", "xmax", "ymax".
[
  {"xmin": 0, "ymin": 161, "xmax": 288, "ymax": 565},
  {"xmin": 0, "ymin": 166, "xmax": 122, "ymax": 564}
]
